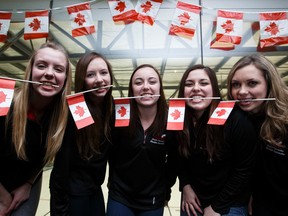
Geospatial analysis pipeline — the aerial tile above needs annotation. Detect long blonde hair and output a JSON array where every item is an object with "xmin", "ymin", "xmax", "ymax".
[
  {"xmin": 8, "ymin": 42, "xmax": 72, "ymax": 164},
  {"xmin": 227, "ymin": 54, "xmax": 288, "ymax": 147}
]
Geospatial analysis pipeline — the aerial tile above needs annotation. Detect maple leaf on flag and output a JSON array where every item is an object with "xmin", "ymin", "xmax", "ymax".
[
  {"xmin": 117, "ymin": 106, "xmax": 127, "ymax": 117},
  {"xmin": 141, "ymin": 1, "xmax": 153, "ymax": 13},
  {"xmin": 0, "ymin": 91, "xmax": 7, "ymax": 104},
  {"xmin": 74, "ymin": 105, "xmax": 85, "ymax": 117},
  {"xmin": 74, "ymin": 13, "xmax": 86, "ymax": 26},
  {"xmin": 115, "ymin": 1, "xmax": 126, "ymax": 12},
  {"xmin": 216, "ymin": 109, "xmax": 227, "ymax": 117},
  {"xmin": 221, "ymin": 20, "xmax": 234, "ymax": 34},
  {"xmin": 171, "ymin": 109, "xmax": 181, "ymax": 120},
  {"xmin": 178, "ymin": 12, "xmax": 191, "ymax": 25},
  {"xmin": 264, "ymin": 22, "xmax": 280, "ymax": 36},
  {"xmin": 29, "ymin": 18, "xmax": 41, "ymax": 31}
]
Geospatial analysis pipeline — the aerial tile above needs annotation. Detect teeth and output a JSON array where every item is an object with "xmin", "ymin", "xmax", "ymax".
[{"xmin": 192, "ymin": 96, "xmax": 202, "ymax": 99}]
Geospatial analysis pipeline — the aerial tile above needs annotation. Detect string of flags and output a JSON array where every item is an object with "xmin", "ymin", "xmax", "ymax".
[
  {"xmin": 0, "ymin": 77, "xmax": 276, "ymax": 130},
  {"xmin": 0, "ymin": 1, "xmax": 288, "ymax": 48}
]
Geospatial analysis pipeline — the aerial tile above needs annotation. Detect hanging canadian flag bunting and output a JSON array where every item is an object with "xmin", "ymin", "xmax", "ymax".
[
  {"xmin": 114, "ymin": 98, "xmax": 130, "ymax": 127},
  {"xmin": 169, "ymin": 1, "xmax": 201, "ymax": 39},
  {"xmin": 207, "ymin": 101, "xmax": 235, "ymax": 125},
  {"xmin": 108, "ymin": 0, "xmax": 138, "ymax": 23},
  {"xmin": 167, "ymin": 99, "xmax": 185, "ymax": 130},
  {"xmin": 135, "ymin": 0, "xmax": 163, "ymax": 25},
  {"xmin": 67, "ymin": 94, "xmax": 94, "ymax": 129},
  {"xmin": 215, "ymin": 10, "xmax": 243, "ymax": 45},
  {"xmin": 0, "ymin": 78, "xmax": 16, "ymax": 116},
  {"xmin": 24, "ymin": 10, "xmax": 49, "ymax": 40},
  {"xmin": 67, "ymin": 3, "xmax": 95, "ymax": 37},
  {"xmin": 259, "ymin": 12, "xmax": 288, "ymax": 48},
  {"xmin": 0, "ymin": 12, "xmax": 12, "ymax": 43}
]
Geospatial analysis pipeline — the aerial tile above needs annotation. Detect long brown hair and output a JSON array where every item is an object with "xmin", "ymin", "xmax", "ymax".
[
  {"xmin": 227, "ymin": 54, "xmax": 288, "ymax": 147},
  {"xmin": 177, "ymin": 64, "xmax": 223, "ymax": 159},
  {"xmin": 8, "ymin": 42, "xmax": 72, "ymax": 164},
  {"xmin": 74, "ymin": 52, "xmax": 114, "ymax": 160},
  {"xmin": 128, "ymin": 64, "xmax": 167, "ymax": 136}
]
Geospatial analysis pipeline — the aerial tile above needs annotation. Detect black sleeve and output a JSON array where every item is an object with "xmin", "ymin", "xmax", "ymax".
[
  {"xmin": 211, "ymin": 108, "xmax": 258, "ymax": 213},
  {"xmin": 49, "ymin": 114, "xmax": 75, "ymax": 216}
]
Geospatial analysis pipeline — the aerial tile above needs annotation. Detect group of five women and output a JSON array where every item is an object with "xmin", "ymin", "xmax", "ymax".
[{"xmin": 0, "ymin": 41, "xmax": 287, "ymax": 216}]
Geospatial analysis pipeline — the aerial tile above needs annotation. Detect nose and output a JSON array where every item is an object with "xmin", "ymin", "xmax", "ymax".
[
  {"xmin": 44, "ymin": 66, "xmax": 54, "ymax": 78},
  {"xmin": 94, "ymin": 73, "xmax": 104, "ymax": 84},
  {"xmin": 143, "ymin": 81, "xmax": 149, "ymax": 90},
  {"xmin": 192, "ymin": 83, "xmax": 200, "ymax": 91},
  {"xmin": 238, "ymin": 85, "xmax": 248, "ymax": 95}
]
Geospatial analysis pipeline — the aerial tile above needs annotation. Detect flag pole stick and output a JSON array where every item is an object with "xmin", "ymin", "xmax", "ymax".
[
  {"xmin": 171, "ymin": 97, "xmax": 221, "ymax": 100},
  {"xmin": 67, "ymin": 85, "xmax": 114, "ymax": 98},
  {"xmin": 0, "ymin": 76, "xmax": 59, "ymax": 88},
  {"xmin": 114, "ymin": 95, "xmax": 161, "ymax": 100}
]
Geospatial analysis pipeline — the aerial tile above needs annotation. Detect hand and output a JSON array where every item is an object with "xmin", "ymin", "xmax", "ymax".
[
  {"xmin": 0, "ymin": 184, "xmax": 12, "ymax": 216},
  {"xmin": 203, "ymin": 206, "xmax": 220, "ymax": 216},
  {"xmin": 4, "ymin": 183, "xmax": 32, "ymax": 215},
  {"xmin": 181, "ymin": 184, "xmax": 202, "ymax": 216}
]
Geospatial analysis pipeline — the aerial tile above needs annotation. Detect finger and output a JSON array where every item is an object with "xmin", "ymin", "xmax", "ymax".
[{"xmin": 185, "ymin": 203, "xmax": 191, "ymax": 216}]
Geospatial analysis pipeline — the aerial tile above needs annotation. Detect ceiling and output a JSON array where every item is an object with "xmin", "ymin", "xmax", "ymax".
[{"xmin": 1, "ymin": 0, "xmax": 288, "ymax": 99}]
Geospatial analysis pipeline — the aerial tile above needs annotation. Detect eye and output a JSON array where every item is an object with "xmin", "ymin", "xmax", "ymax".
[
  {"xmin": 100, "ymin": 70, "xmax": 109, "ymax": 76},
  {"xmin": 248, "ymin": 80, "xmax": 258, "ymax": 87},
  {"xmin": 231, "ymin": 82, "xmax": 240, "ymax": 89},
  {"xmin": 35, "ymin": 63, "xmax": 46, "ymax": 69},
  {"xmin": 54, "ymin": 66, "xmax": 65, "ymax": 73},
  {"xmin": 184, "ymin": 81, "xmax": 194, "ymax": 87},
  {"xmin": 86, "ymin": 72, "xmax": 95, "ymax": 78},
  {"xmin": 199, "ymin": 81, "xmax": 209, "ymax": 86}
]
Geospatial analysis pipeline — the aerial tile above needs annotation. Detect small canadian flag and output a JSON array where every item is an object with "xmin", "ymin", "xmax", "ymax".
[
  {"xmin": 0, "ymin": 78, "xmax": 16, "ymax": 116},
  {"xmin": 259, "ymin": 12, "xmax": 288, "ymax": 48},
  {"xmin": 207, "ymin": 101, "xmax": 235, "ymax": 125},
  {"xmin": 169, "ymin": 1, "xmax": 201, "ymax": 39},
  {"xmin": 215, "ymin": 10, "xmax": 243, "ymax": 45},
  {"xmin": 167, "ymin": 99, "xmax": 185, "ymax": 130},
  {"xmin": 67, "ymin": 3, "xmax": 96, "ymax": 37},
  {"xmin": 108, "ymin": 0, "xmax": 138, "ymax": 23},
  {"xmin": 114, "ymin": 98, "xmax": 130, "ymax": 127},
  {"xmin": 0, "ymin": 12, "xmax": 12, "ymax": 43},
  {"xmin": 135, "ymin": 0, "xmax": 163, "ymax": 25},
  {"xmin": 24, "ymin": 10, "xmax": 49, "ymax": 40},
  {"xmin": 67, "ymin": 94, "xmax": 94, "ymax": 129}
]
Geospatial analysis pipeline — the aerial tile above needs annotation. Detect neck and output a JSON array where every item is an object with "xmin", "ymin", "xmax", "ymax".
[
  {"xmin": 29, "ymin": 93, "xmax": 54, "ymax": 121},
  {"xmin": 138, "ymin": 104, "xmax": 157, "ymax": 131}
]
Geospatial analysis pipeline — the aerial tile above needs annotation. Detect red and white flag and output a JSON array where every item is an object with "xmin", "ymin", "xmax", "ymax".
[
  {"xmin": 67, "ymin": 94, "xmax": 94, "ymax": 129},
  {"xmin": 167, "ymin": 99, "xmax": 185, "ymax": 130},
  {"xmin": 259, "ymin": 12, "xmax": 288, "ymax": 48},
  {"xmin": 0, "ymin": 12, "xmax": 12, "ymax": 43},
  {"xmin": 207, "ymin": 101, "xmax": 235, "ymax": 125},
  {"xmin": 67, "ymin": 3, "xmax": 95, "ymax": 37},
  {"xmin": 135, "ymin": 0, "xmax": 163, "ymax": 25},
  {"xmin": 215, "ymin": 10, "xmax": 243, "ymax": 45},
  {"xmin": 108, "ymin": 0, "xmax": 137, "ymax": 23},
  {"xmin": 169, "ymin": 1, "xmax": 201, "ymax": 39},
  {"xmin": 0, "ymin": 78, "xmax": 16, "ymax": 116},
  {"xmin": 114, "ymin": 98, "xmax": 130, "ymax": 127},
  {"xmin": 24, "ymin": 10, "xmax": 49, "ymax": 40}
]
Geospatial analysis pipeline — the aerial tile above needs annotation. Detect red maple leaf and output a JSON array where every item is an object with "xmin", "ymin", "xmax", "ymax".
[
  {"xmin": 216, "ymin": 109, "xmax": 227, "ymax": 117},
  {"xmin": 74, "ymin": 105, "xmax": 85, "ymax": 117},
  {"xmin": 170, "ymin": 109, "xmax": 181, "ymax": 120},
  {"xmin": 115, "ymin": 1, "xmax": 126, "ymax": 12},
  {"xmin": 29, "ymin": 18, "xmax": 41, "ymax": 31},
  {"xmin": 221, "ymin": 20, "xmax": 234, "ymax": 34},
  {"xmin": 264, "ymin": 22, "xmax": 280, "ymax": 36},
  {"xmin": 74, "ymin": 13, "xmax": 86, "ymax": 26},
  {"xmin": 0, "ymin": 23, "xmax": 3, "ymax": 31},
  {"xmin": 178, "ymin": 12, "xmax": 190, "ymax": 25},
  {"xmin": 141, "ymin": 1, "xmax": 152, "ymax": 13},
  {"xmin": 117, "ymin": 106, "xmax": 127, "ymax": 117},
  {"xmin": 0, "ymin": 91, "xmax": 7, "ymax": 104}
]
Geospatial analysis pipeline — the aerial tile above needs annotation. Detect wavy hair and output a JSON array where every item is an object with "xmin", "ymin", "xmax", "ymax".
[
  {"xmin": 8, "ymin": 42, "xmax": 72, "ymax": 164},
  {"xmin": 227, "ymin": 54, "xmax": 288, "ymax": 147},
  {"xmin": 74, "ymin": 52, "xmax": 114, "ymax": 160}
]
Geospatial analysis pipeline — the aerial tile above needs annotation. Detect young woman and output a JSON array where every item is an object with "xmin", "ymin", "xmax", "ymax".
[
  {"xmin": 178, "ymin": 64, "xmax": 257, "ymax": 216},
  {"xmin": 50, "ymin": 52, "xmax": 114, "ymax": 216},
  {"xmin": 107, "ymin": 64, "xmax": 178, "ymax": 216},
  {"xmin": 227, "ymin": 54, "xmax": 288, "ymax": 216},
  {"xmin": 0, "ymin": 42, "xmax": 72, "ymax": 216}
]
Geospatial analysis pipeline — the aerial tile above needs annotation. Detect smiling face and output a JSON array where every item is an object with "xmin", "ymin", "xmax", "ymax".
[
  {"xmin": 31, "ymin": 47, "xmax": 67, "ymax": 99},
  {"xmin": 184, "ymin": 69, "xmax": 213, "ymax": 118},
  {"xmin": 84, "ymin": 57, "xmax": 111, "ymax": 99},
  {"xmin": 131, "ymin": 66, "xmax": 160, "ymax": 108},
  {"xmin": 231, "ymin": 64, "xmax": 268, "ymax": 114}
]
